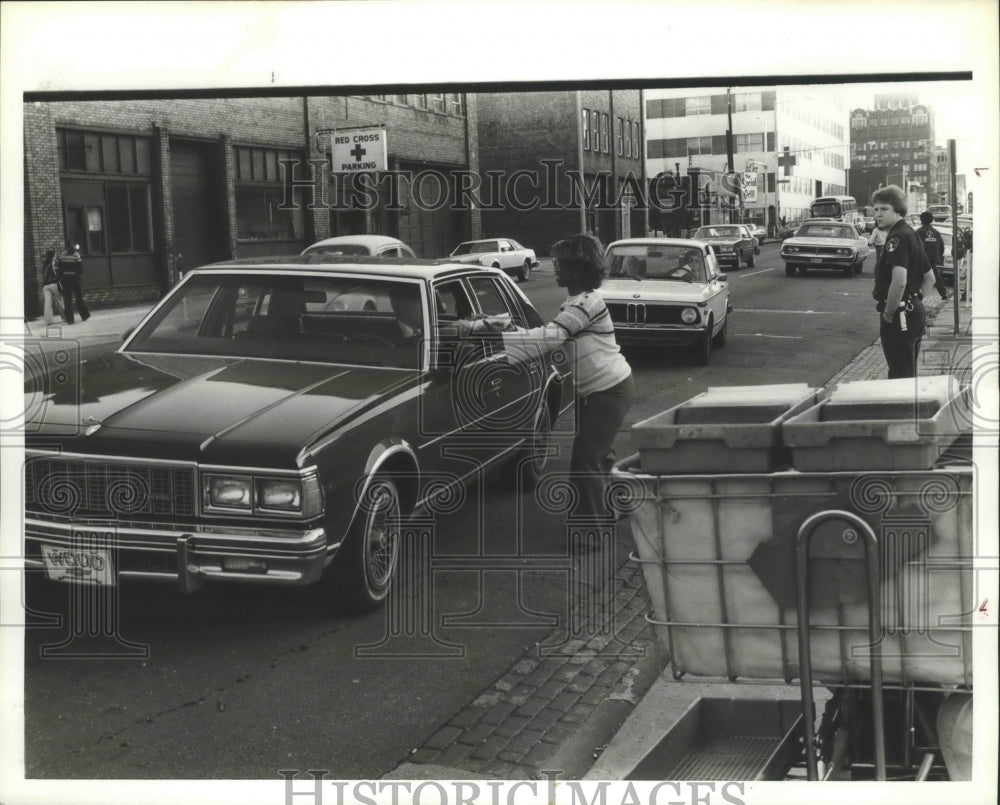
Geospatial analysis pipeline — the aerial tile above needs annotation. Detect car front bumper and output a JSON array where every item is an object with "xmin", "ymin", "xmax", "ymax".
[
  {"xmin": 25, "ymin": 516, "xmax": 333, "ymax": 593},
  {"xmin": 611, "ymin": 324, "xmax": 708, "ymax": 347},
  {"xmin": 781, "ymin": 254, "xmax": 856, "ymax": 269}
]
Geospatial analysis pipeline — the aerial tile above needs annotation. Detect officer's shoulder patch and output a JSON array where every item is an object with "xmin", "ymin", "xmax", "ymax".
[{"xmin": 886, "ymin": 236, "xmax": 900, "ymax": 253}]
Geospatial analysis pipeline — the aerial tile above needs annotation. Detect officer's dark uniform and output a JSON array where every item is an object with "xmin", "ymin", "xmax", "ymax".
[
  {"xmin": 915, "ymin": 221, "xmax": 949, "ymax": 297},
  {"xmin": 872, "ymin": 219, "xmax": 930, "ymax": 379}
]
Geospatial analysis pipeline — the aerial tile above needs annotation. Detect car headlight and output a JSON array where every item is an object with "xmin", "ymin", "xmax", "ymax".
[
  {"xmin": 203, "ymin": 472, "xmax": 323, "ymax": 517},
  {"xmin": 716, "ymin": 245, "xmax": 733, "ymax": 253},
  {"xmin": 681, "ymin": 307, "xmax": 699, "ymax": 324},
  {"xmin": 206, "ymin": 474, "xmax": 252, "ymax": 510},
  {"xmin": 837, "ymin": 248, "xmax": 852, "ymax": 256},
  {"xmin": 784, "ymin": 245, "xmax": 800, "ymax": 254}
]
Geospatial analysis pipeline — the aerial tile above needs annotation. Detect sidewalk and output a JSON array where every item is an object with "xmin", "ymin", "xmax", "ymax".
[
  {"xmin": 388, "ymin": 294, "xmax": 977, "ymax": 781},
  {"xmin": 22, "ymin": 303, "xmax": 153, "ymax": 347}
]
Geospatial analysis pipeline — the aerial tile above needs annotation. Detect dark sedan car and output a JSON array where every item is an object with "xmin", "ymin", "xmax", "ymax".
[
  {"xmin": 23, "ymin": 257, "xmax": 572, "ymax": 612},
  {"xmin": 690, "ymin": 225, "xmax": 756, "ymax": 268}
]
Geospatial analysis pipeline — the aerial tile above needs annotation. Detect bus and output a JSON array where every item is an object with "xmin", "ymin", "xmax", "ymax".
[{"xmin": 809, "ymin": 195, "xmax": 862, "ymax": 228}]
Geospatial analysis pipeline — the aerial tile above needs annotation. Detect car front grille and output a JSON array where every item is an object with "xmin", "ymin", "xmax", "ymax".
[
  {"xmin": 783, "ymin": 245, "xmax": 851, "ymax": 256},
  {"xmin": 24, "ymin": 454, "xmax": 196, "ymax": 519},
  {"xmin": 607, "ymin": 303, "xmax": 689, "ymax": 325}
]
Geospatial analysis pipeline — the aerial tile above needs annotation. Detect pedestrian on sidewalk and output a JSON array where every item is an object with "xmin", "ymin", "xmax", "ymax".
[
  {"xmin": 41, "ymin": 248, "xmax": 66, "ymax": 326},
  {"xmin": 56, "ymin": 240, "xmax": 90, "ymax": 324},
  {"xmin": 868, "ymin": 222, "xmax": 887, "ymax": 263},
  {"xmin": 458, "ymin": 234, "xmax": 634, "ymax": 552},
  {"xmin": 915, "ymin": 211, "xmax": 950, "ymax": 299},
  {"xmin": 871, "ymin": 186, "xmax": 936, "ymax": 379}
]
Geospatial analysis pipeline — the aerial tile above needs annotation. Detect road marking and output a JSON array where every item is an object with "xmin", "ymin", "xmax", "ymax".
[
  {"xmin": 738, "ymin": 308, "xmax": 849, "ymax": 315},
  {"xmin": 738, "ymin": 333, "xmax": 804, "ymax": 339},
  {"xmin": 735, "ymin": 268, "xmax": 774, "ymax": 278}
]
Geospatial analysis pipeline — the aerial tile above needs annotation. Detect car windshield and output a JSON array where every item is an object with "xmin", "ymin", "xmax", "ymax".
[
  {"xmin": 452, "ymin": 241, "xmax": 497, "ymax": 255},
  {"xmin": 606, "ymin": 244, "xmax": 708, "ymax": 282},
  {"xmin": 125, "ymin": 273, "xmax": 428, "ymax": 369},
  {"xmin": 303, "ymin": 243, "xmax": 370, "ymax": 256},
  {"xmin": 693, "ymin": 227, "xmax": 739, "ymax": 239},
  {"xmin": 797, "ymin": 224, "xmax": 854, "ymax": 239}
]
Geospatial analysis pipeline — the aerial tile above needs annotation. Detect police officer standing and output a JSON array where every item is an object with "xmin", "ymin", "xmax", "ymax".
[
  {"xmin": 915, "ymin": 210, "xmax": 950, "ymax": 300},
  {"xmin": 870, "ymin": 186, "xmax": 935, "ymax": 379}
]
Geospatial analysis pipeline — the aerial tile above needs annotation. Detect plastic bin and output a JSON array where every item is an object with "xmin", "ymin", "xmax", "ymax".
[
  {"xmin": 626, "ymin": 697, "xmax": 804, "ymax": 781},
  {"xmin": 783, "ymin": 375, "xmax": 971, "ymax": 472},
  {"xmin": 615, "ymin": 457, "xmax": 974, "ymax": 686},
  {"xmin": 631, "ymin": 384, "xmax": 821, "ymax": 474}
]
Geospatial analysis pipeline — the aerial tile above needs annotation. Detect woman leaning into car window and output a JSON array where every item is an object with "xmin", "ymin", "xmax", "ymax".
[{"xmin": 457, "ymin": 234, "xmax": 633, "ymax": 553}]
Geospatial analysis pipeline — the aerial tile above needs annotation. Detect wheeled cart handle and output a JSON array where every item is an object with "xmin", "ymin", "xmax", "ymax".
[{"xmin": 795, "ymin": 509, "xmax": 886, "ymax": 781}]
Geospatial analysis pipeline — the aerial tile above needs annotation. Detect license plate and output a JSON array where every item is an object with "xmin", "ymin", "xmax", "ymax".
[
  {"xmin": 810, "ymin": 257, "xmax": 822, "ymax": 263},
  {"xmin": 41, "ymin": 544, "xmax": 116, "ymax": 586}
]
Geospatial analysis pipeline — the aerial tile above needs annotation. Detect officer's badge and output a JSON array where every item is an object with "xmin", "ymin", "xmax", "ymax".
[{"xmin": 886, "ymin": 236, "xmax": 900, "ymax": 253}]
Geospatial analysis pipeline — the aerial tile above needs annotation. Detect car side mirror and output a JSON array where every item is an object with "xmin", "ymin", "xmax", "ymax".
[{"xmin": 717, "ymin": 273, "xmax": 729, "ymax": 282}]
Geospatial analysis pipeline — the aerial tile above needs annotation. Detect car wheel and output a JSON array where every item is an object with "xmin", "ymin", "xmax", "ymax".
[
  {"xmin": 502, "ymin": 400, "xmax": 552, "ymax": 490},
  {"xmin": 785, "ymin": 264, "xmax": 796, "ymax": 277},
  {"xmin": 691, "ymin": 317, "xmax": 712, "ymax": 366},
  {"xmin": 517, "ymin": 260, "xmax": 530, "ymax": 282},
  {"xmin": 853, "ymin": 256, "xmax": 864, "ymax": 274},
  {"xmin": 330, "ymin": 477, "xmax": 402, "ymax": 613},
  {"xmin": 746, "ymin": 250, "xmax": 755, "ymax": 268},
  {"xmin": 842, "ymin": 263, "xmax": 853, "ymax": 277},
  {"xmin": 711, "ymin": 314, "xmax": 728, "ymax": 347}
]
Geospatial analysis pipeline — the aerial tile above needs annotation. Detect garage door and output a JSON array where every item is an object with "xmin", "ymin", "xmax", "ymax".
[{"xmin": 170, "ymin": 139, "xmax": 229, "ymax": 271}]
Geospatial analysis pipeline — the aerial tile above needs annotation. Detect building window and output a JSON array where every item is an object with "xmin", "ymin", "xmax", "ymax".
[
  {"xmin": 57, "ymin": 129, "xmax": 152, "ymax": 175},
  {"xmin": 582, "ymin": 108, "xmax": 590, "ymax": 151},
  {"xmin": 685, "ymin": 96, "xmax": 711, "ymax": 116},
  {"xmin": 617, "ymin": 117, "xmax": 624, "ymax": 156},
  {"xmin": 413, "ymin": 94, "xmax": 427, "ymax": 109},
  {"xmin": 447, "ymin": 93, "xmax": 465, "ymax": 116},
  {"xmin": 105, "ymin": 182, "xmax": 152, "ymax": 253},
  {"xmin": 429, "ymin": 93, "xmax": 446, "ymax": 113},
  {"xmin": 734, "ymin": 92, "xmax": 762, "ymax": 112},
  {"xmin": 686, "ymin": 136, "xmax": 712, "ymax": 156},
  {"xmin": 632, "ymin": 122, "xmax": 640, "ymax": 160},
  {"xmin": 601, "ymin": 113, "xmax": 609, "ymax": 153},
  {"xmin": 735, "ymin": 133, "xmax": 764, "ymax": 152},
  {"xmin": 234, "ymin": 145, "xmax": 305, "ymax": 241}
]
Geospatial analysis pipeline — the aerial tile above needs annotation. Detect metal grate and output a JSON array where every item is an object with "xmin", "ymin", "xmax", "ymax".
[
  {"xmin": 25, "ymin": 456, "xmax": 195, "ymax": 519},
  {"xmin": 666, "ymin": 735, "xmax": 783, "ymax": 780}
]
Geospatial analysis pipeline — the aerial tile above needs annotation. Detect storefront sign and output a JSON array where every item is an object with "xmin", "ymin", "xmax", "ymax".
[
  {"xmin": 742, "ymin": 172, "xmax": 758, "ymax": 203},
  {"xmin": 331, "ymin": 127, "xmax": 388, "ymax": 172}
]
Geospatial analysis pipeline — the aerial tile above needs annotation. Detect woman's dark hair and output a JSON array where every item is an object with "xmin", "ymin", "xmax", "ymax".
[
  {"xmin": 871, "ymin": 184, "xmax": 907, "ymax": 216},
  {"xmin": 550, "ymin": 234, "xmax": 606, "ymax": 290}
]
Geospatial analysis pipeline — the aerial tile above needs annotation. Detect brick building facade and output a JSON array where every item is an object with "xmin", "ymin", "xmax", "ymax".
[
  {"xmin": 22, "ymin": 94, "xmax": 480, "ymax": 318},
  {"xmin": 473, "ymin": 90, "xmax": 645, "ymax": 257}
]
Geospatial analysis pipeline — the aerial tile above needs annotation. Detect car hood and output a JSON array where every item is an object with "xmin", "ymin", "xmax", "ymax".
[
  {"xmin": 449, "ymin": 254, "xmax": 486, "ymax": 264},
  {"xmin": 26, "ymin": 352, "xmax": 416, "ymax": 466},
  {"xmin": 599, "ymin": 279, "xmax": 723, "ymax": 302},
  {"xmin": 699, "ymin": 237, "xmax": 741, "ymax": 245}
]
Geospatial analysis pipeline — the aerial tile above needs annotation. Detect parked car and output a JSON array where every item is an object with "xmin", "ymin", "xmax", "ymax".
[
  {"xmin": 690, "ymin": 224, "xmax": 756, "ymax": 269},
  {"xmin": 859, "ymin": 216, "xmax": 876, "ymax": 233},
  {"xmin": 780, "ymin": 220, "xmax": 871, "ymax": 276},
  {"xmin": 302, "ymin": 234, "xmax": 417, "ymax": 259},
  {"xmin": 447, "ymin": 238, "xmax": 538, "ymax": 282},
  {"xmin": 601, "ymin": 238, "xmax": 732, "ymax": 365},
  {"xmin": 23, "ymin": 256, "xmax": 572, "ymax": 612},
  {"xmin": 739, "ymin": 224, "xmax": 761, "ymax": 255},
  {"xmin": 749, "ymin": 224, "xmax": 767, "ymax": 244}
]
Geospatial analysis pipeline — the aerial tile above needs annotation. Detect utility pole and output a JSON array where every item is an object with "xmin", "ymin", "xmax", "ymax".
[{"xmin": 726, "ymin": 87, "xmax": 736, "ymax": 223}]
